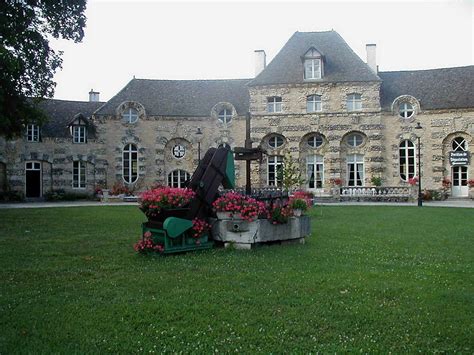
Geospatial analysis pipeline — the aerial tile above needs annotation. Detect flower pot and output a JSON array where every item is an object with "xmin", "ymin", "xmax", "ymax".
[{"xmin": 293, "ymin": 209, "xmax": 302, "ymax": 217}]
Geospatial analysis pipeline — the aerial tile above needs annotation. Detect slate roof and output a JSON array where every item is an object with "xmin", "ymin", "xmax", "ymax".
[
  {"xmin": 37, "ymin": 99, "xmax": 104, "ymax": 138},
  {"xmin": 94, "ymin": 78, "xmax": 251, "ymax": 117},
  {"xmin": 249, "ymin": 31, "xmax": 381, "ymax": 86},
  {"xmin": 379, "ymin": 66, "xmax": 474, "ymax": 110}
]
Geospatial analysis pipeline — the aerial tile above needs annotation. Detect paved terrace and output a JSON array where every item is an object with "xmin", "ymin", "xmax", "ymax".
[{"xmin": 0, "ymin": 200, "xmax": 473, "ymax": 209}]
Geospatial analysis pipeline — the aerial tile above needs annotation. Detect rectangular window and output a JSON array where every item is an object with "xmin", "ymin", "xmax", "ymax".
[
  {"xmin": 73, "ymin": 126, "xmax": 87, "ymax": 143},
  {"xmin": 306, "ymin": 95, "xmax": 322, "ymax": 112},
  {"xmin": 26, "ymin": 124, "xmax": 40, "ymax": 142},
  {"xmin": 72, "ymin": 161, "xmax": 86, "ymax": 188},
  {"xmin": 304, "ymin": 59, "xmax": 321, "ymax": 80},
  {"xmin": 267, "ymin": 155, "xmax": 283, "ymax": 186},
  {"xmin": 347, "ymin": 154, "xmax": 364, "ymax": 186},
  {"xmin": 267, "ymin": 97, "xmax": 282, "ymax": 113},
  {"xmin": 347, "ymin": 94, "xmax": 362, "ymax": 111}
]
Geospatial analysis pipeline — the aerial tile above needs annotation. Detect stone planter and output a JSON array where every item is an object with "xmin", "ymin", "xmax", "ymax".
[
  {"xmin": 216, "ymin": 211, "xmax": 243, "ymax": 220},
  {"xmin": 211, "ymin": 216, "xmax": 311, "ymax": 250},
  {"xmin": 469, "ymin": 187, "xmax": 474, "ymax": 199}
]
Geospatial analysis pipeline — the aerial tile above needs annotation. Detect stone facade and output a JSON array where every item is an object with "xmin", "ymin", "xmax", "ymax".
[{"xmin": 0, "ymin": 31, "xmax": 472, "ymax": 199}]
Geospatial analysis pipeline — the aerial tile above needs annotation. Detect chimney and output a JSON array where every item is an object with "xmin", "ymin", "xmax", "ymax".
[
  {"xmin": 254, "ymin": 50, "xmax": 266, "ymax": 77},
  {"xmin": 89, "ymin": 89, "xmax": 100, "ymax": 102},
  {"xmin": 366, "ymin": 44, "xmax": 377, "ymax": 73}
]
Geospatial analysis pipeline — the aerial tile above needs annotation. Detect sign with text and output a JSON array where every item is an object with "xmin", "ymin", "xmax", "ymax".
[{"xmin": 449, "ymin": 151, "xmax": 470, "ymax": 166}]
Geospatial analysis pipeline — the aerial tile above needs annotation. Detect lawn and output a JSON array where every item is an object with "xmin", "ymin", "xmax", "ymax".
[{"xmin": 0, "ymin": 205, "xmax": 473, "ymax": 353}]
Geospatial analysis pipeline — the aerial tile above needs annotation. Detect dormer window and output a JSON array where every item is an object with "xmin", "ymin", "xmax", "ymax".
[
  {"xmin": 218, "ymin": 108, "xmax": 232, "ymax": 124},
  {"xmin": 73, "ymin": 125, "xmax": 87, "ymax": 143},
  {"xmin": 399, "ymin": 102, "xmax": 414, "ymax": 118},
  {"xmin": 267, "ymin": 97, "xmax": 282, "ymax": 113},
  {"xmin": 26, "ymin": 124, "xmax": 40, "ymax": 142},
  {"xmin": 347, "ymin": 94, "xmax": 362, "ymax": 111},
  {"xmin": 122, "ymin": 107, "xmax": 139, "ymax": 124},
  {"xmin": 304, "ymin": 48, "xmax": 323, "ymax": 80}
]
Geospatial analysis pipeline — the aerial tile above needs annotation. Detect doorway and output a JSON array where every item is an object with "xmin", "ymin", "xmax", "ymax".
[
  {"xmin": 26, "ymin": 161, "xmax": 41, "ymax": 198},
  {"xmin": 452, "ymin": 166, "xmax": 468, "ymax": 197}
]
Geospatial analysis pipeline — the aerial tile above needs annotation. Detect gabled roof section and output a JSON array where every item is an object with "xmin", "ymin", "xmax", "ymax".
[
  {"xmin": 249, "ymin": 31, "xmax": 380, "ymax": 86},
  {"xmin": 379, "ymin": 66, "xmax": 474, "ymax": 110},
  {"xmin": 95, "ymin": 78, "xmax": 251, "ymax": 117},
  {"xmin": 36, "ymin": 99, "xmax": 104, "ymax": 138}
]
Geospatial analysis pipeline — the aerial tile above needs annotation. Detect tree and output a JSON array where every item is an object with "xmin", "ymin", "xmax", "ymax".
[
  {"xmin": 278, "ymin": 153, "xmax": 305, "ymax": 191},
  {"xmin": 0, "ymin": 0, "xmax": 87, "ymax": 139}
]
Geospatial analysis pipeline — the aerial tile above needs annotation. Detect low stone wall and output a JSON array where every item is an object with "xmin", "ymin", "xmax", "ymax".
[{"xmin": 211, "ymin": 216, "xmax": 311, "ymax": 249}]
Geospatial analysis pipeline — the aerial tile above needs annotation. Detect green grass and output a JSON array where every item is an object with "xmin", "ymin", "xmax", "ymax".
[{"xmin": 0, "ymin": 205, "xmax": 473, "ymax": 353}]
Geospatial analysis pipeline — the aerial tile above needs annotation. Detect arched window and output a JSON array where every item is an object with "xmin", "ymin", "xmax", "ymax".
[
  {"xmin": 347, "ymin": 154, "xmax": 364, "ymax": 186},
  {"xmin": 168, "ymin": 170, "xmax": 189, "ymax": 188},
  {"xmin": 267, "ymin": 156, "xmax": 283, "ymax": 186},
  {"xmin": 218, "ymin": 108, "xmax": 232, "ymax": 124},
  {"xmin": 346, "ymin": 133, "xmax": 364, "ymax": 147},
  {"xmin": 268, "ymin": 134, "xmax": 284, "ymax": 148},
  {"xmin": 122, "ymin": 108, "xmax": 139, "ymax": 124},
  {"xmin": 307, "ymin": 134, "xmax": 324, "ymax": 148},
  {"xmin": 399, "ymin": 102, "xmax": 414, "ymax": 118},
  {"xmin": 123, "ymin": 144, "xmax": 138, "ymax": 184},
  {"xmin": 452, "ymin": 137, "xmax": 467, "ymax": 152},
  {"xmin": 172, "ymin": 144, "xmax": 186, "ymax": 159},
  {"xmin": 399, "ymin": 140, "xmax": 416, "ymax": 181},
  {"xmin": 307, "ymin": 155, "xmax": 324, "ymax": 189},
  {"xmin": 306, "ymin": 95, "xmax": 322, "ymax": 112}
]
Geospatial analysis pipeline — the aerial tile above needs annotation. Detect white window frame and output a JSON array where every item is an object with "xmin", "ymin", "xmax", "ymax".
[
  {"xmin": 26, "ymin": 124, "xmax": 40, "ymax": 142},
  {"xmin": 172, "ymin": 144, "xmax": 186, "ymax": 159},
  {"xmin": 399, "ymin": 102, "xmax": 414, "ymax": 118},
  {"xmin": 122, "ymin": 143, "xmax": 138, "ymax": 184},
  {"xmin": 304, "ymin": 58, "xmax": 322, "ymax": 80},
  {"xmin": 25, "ymin": 161, "xmax": 42, "ymax": 197},
  {"xmin": 268, "ymin": 135, "xmax": 284, "ymax": 149},
  {"xmin": 307, "ymin": 134, "xmax": 323, "ymax": 148},
  {"xmin": 267, "ymin": 97, "xmax": 282, "ymax": 113},
  {"xmin": 307, "ymin": 155, "xmax": 324, "ymax": 190},
  {"xmin": 168, "ymin": 169, "xmax": 189, "ymax": 188},
  {"xmin": 73, "ymin": 125, "xmax": 87, "ymax": 143},
  {"xmin": 122, "ymin": 108, "xmax": 139, "ymax": 124},
  {"xmin": 267, "ymin": 155, "xmax": 283, "ymax": 186},
  {"xmin": 347, "ymin": 154, "xmax": 364, "ymax": 187},
  {"xmin": 218, "ymin": 108, "xmax": 232, "ymax": 124},
  {"xmin": 347, "ymin": 94, "xmax": 362, "ymax": 111},
  {"xmin": 72, "ymin": 161, "xmax": 86, "ymax": 189},
  {"xmin": 306, "ymin": 95, "xmax": 322, "ymax": 112},
  {"xmin": 399, "ymin": 140, "xmax": 416, "ymax": 181},
  {"xmin": 346, "ymin": 133, "xmax": 364, "ymax": 147}
]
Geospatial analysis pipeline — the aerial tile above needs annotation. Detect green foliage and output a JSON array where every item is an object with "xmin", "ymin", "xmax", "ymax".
[
  {"xmin": 279, "ymin": 153, "xmax": 305, "ymax": 191},
  {"xmin": 44, "ymin": 189, "xmax": 92, "ymax": 201},
  {"xmin": 0, "ymin": 206, "xmax": 473, "ymax": 352},
  {"xmin": 0, "ymin": 1, "xmax": 87, "ymax": 138},
  {"xmin": 370, "ymin": 176, "xmax": 383, "ymax": 186},
  {"xmin": 289, "ymin": 198, "xmax": 308, "ymax": 211}
]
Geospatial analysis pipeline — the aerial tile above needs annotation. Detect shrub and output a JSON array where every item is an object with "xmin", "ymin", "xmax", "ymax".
[
  {"xmin": 371, "ymin": 176, "xmax": 382, "ymax": 186},
  {"xmin": 110, "ymin": 182, "xmax": 131, "ymax": 196},
  {"xmin": 44, "ymin": 190, "xmax": 91, "ymax": 201}
]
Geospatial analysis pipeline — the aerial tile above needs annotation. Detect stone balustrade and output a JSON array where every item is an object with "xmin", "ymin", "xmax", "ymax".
[{"xmin": 339, "ymin": 186, "xmax": 412, "ymax": 202}]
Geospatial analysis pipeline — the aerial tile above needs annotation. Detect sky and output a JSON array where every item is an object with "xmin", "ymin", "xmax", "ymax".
[{"xmin": 51, "ymin": 0, "xmax": 473, "ymax": 102}]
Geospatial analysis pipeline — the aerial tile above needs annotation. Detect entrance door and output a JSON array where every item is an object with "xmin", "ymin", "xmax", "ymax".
[
  {"xmin": 26, "ymin": 162, "xmax": 41, "ymax": 198},
  {"xmin": 452, "ymin": 166, "xmax": 468, "ymax": 197}
]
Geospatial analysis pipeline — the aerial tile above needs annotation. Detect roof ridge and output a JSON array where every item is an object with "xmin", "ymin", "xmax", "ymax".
[
  {"xmin": 132, "ymin": 78, "xmax": 253, "ymax": 82},
  {"xmin": 40, "ymin": 98, "xmax": 105, "ymax": 104},
  {"xmin": 379, "ymin": 65, "xmax": 474, "ymax": 74}
]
